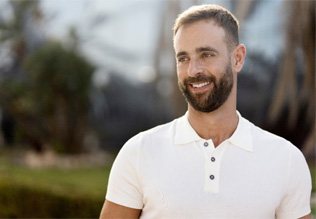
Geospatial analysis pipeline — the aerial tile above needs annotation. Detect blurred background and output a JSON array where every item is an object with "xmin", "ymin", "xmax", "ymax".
[{"xmin": 0, "ymin": 0, "xmax": 314, "ymax": 217}]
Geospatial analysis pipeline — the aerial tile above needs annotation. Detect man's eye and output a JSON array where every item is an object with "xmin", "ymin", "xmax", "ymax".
[
  {"xmin": 201, "ymin": 52, "xmax": 215, "ymax": 58},
  {"xmin": 177, "ymin": 57, "xmax": 189, "ymax": 63}
]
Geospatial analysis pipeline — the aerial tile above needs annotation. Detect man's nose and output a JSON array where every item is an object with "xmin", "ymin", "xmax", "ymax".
[{"xmin": 187, "ymin": 59, "xmax": 203, "ymax": 77}]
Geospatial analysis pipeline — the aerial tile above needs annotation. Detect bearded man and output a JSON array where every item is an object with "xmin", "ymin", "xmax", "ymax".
[{"xmin": 100, "ymin": 4, "xmax": 311, "ymax": 219}]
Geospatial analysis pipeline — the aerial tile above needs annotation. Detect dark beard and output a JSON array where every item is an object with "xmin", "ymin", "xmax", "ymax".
[{"xmin": 178, "ymin": 65, "xmax": 233, "ymax": 113}]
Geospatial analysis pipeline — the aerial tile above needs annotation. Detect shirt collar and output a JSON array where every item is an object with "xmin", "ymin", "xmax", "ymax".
[
  {"xmin": 228, "ymin": 111, "xmax": 253, "ymax": 152},
  {"xmin": 174, "ymin": 112, "xmax": 201, "ymax": 144},
  {"xmin": 174, "ymin": 111, "xmax": 253, "ymax": 152}
]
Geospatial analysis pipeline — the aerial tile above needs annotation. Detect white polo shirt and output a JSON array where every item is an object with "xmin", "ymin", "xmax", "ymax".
[{"xmin": 106, "ymin": 112, "xmax": 311, "ymax": 219}]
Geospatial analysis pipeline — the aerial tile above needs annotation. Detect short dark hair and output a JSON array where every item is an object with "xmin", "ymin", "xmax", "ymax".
[{"xmin": 173, "ymin": 4, "xmax": 239, "ymax": 47}]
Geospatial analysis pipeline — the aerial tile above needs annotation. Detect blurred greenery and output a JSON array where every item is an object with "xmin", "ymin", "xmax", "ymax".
[
  {"xmin": 0, "ymin": 183, "xmax": 103, "ymax": 217},
  {"xmin": 0, "ymin": 0, "xmax": 96, "ymax": 155},
  {"xmin": 24, "ymin": 41, "xmax": 94, "ymax": 153},
  {"xmin": 0, "ymin": 154, "xmax": 110, "ymax": 217},
  {"xmin": 0, "ymin": 41, "xmax": 94, "ymax": 154},
  {"xmin": 0, "ymin": 164, "xmax": 109, "ymax": 199}
]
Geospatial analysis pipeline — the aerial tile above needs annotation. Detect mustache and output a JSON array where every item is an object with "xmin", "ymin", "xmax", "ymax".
[{"xmin": 183, "ymin": 75, "xmax": 216, "ymax": 85}]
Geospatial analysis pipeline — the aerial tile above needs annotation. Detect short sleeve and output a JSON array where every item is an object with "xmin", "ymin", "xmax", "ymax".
[
  {"xmin": 276, "ymin": 146, "xmax": 312, "ymax": 219},
  {"xmin": 105, "ymin": 134, "xmax": 143, "ymax": 209}
]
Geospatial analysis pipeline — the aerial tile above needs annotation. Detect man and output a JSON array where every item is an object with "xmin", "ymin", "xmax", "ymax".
[{"xmin": 100, "ymin": 4, "xmax": 312, "ymax": 219}]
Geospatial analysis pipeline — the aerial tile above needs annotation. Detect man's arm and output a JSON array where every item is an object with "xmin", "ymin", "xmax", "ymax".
[
  {"xmin": 99, "ymin": 200, "xmax": 142, "ymax": 219},
  {"xmin": 299, "ymin": 214, "xmax": 311, "ymax": 219}
]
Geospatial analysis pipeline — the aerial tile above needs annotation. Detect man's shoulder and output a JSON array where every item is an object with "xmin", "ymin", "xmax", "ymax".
[
  {"xmin": 247, "ymin": 118, "xmax": 300, "ymax": 153},
  {"xmin": 123, "ymin": 117, "xmax": 178, "ymax": 149},
  {"xmin": 141, "ymin": 118, "xmax": 177, "ymax": 137},
  {"xmin": 251, "ymin": 122, "xmax": 288, "ymax": 143}
]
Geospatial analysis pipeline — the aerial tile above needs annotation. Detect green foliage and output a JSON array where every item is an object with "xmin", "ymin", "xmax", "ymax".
[
  {"xmin": 0, "ymin": 158, "xmax": 110, "ymax": 217},
  {"xmin": 0, "ymin": 182, "xmax": 103, "ymax": 218},
  {"xmin": 1, "ymin": 165, "xmax": 109, "ymax": 200},
  {"xmin": 25, "ymin": 42, "xmax": 93, "ymax": 108},
  {"xmin": 0, "ymin": 41, "xmax": 94, "ymax": 153},
  {"xmin": 23, "ymin": 41, "xmax": 94, "ymax": 154}
]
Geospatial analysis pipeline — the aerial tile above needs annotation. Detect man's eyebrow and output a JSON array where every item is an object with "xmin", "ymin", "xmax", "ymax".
[
  {"xmin": 196, "ymin": 47, "xmax": 219, "ymax": 54},
  {"xmin": 176, "ymin": 51, "xmax": 187, "ymax": 58},
  {"xmin": 176, "ymin": 47, "xmax": 219, "ymax": 58}
]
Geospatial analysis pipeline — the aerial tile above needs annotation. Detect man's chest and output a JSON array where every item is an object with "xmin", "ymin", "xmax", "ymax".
[{"xmin": 140, "ymin": 146, "xmax": 285, "ymax": 218}]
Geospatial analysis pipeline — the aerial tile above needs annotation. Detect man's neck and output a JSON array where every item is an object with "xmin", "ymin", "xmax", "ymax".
[{"xmin": 187, "ymin": 106, "xmax": 238, "ymax": 147}]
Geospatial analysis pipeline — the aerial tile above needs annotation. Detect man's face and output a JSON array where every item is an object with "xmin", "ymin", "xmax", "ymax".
[{"xmin": 174, "ymin": 20, "xmax": 234, "ymax": 113}]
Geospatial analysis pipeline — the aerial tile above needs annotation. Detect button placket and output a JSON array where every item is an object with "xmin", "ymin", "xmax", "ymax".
[
  {"xmin": 205, "ymin": 161, "xmax": 219, "ymax": 192},
  {"xmin": 207, "ymin": 155, "xmax": 218, "ymax": 182},
  {"xmin": 209, "ymin": 155, "xmax": 216, "ymax": 182},
  {"xmin": 203, "ymin": 143, "xmax": 227, "ymax": 193}
]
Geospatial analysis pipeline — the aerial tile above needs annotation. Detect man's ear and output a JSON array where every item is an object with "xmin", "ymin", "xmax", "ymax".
[{"xmin": 232, "ymin": 44, "xmax": 246, "ymax": 73}]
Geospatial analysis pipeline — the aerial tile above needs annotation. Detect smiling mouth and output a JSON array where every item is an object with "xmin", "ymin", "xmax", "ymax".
[{"xmin": 191, "ymin": 82, "xmax": 210, "ymax": 88}]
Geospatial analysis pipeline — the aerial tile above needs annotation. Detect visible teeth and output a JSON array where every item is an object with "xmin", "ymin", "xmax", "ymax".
[{"xmin": 192, "ymin": 82, "xmax": 209, "ymax": 88}]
